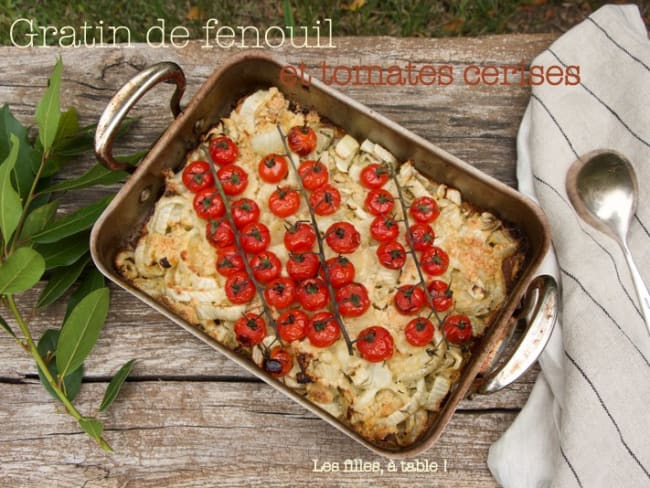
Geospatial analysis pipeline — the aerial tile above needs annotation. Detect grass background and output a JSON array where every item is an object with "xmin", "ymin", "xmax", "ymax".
[{"xmin": 1, "ymin": 0, "xmax": 648, "ymax": 46}]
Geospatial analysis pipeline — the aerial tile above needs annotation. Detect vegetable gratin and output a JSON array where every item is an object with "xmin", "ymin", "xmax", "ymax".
[{"xmin": 115, "ymin": 87, "xmax": 523, "ymax": 448}]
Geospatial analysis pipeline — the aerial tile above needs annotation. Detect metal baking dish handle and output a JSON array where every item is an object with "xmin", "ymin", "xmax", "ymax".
[
  {"xmin": 95, "ymin": 62, "xmax": 186, "ymax": 171},
  {"xmin": 476, "ymin": 274, "xmax": 559, "ymax": 394}
]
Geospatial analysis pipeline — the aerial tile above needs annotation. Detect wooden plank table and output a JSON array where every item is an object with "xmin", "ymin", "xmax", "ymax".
[{"xmin": 0, "ymin": 34, "xmax": 556, "ymax": 487}]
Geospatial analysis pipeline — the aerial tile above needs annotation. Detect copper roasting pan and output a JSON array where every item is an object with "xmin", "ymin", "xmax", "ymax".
[{"xmin": 90, "ymin": 51, "xmax": 558, "ymax": 457}]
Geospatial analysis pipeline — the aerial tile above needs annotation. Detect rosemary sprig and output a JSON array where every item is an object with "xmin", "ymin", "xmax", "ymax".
[
  {"xmin": 204, "ymin": 156, "xmax": 279, "ymax": 339},
  {"xmin": 276, "ymin": 125, "xmax": 354, "ymax": 355}
]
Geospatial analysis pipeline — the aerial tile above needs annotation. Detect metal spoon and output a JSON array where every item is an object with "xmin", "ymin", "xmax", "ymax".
[{"xmin": 566, "ymin": 150, "xmax": 650, "ymax": 335}]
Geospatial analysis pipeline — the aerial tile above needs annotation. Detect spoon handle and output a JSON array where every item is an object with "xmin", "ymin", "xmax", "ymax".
[{"xmin": 621, "ymin": 241, "xmax": 650, "ymax": 335}]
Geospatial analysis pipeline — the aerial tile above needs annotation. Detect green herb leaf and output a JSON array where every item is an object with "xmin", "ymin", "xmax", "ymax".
[
  {"xmin": 56, "ymin": 287, "xmax": 109, "ymax": 378},
  {"xmin": 54, "ymin": 107, "xmax": 79, "ymax": 145},
  {"xmin": 0, "ymin": 133, "xmax": 23, "ymax": 244},
  {"xmin": 45, "ymin": 164, "xmax": 128, "ymax": 193},
  {"xmin": 115, "ymin": 150, "xmax": 147, "ymax": 167},
  {"xmin": 55, "ymin": 117, "xmax": 139, "ymax": 159},
  {"xmin": 36, "ymin": 231, "xmax": 89, "ymax": 269},
  {"xmin": 0, "ymin": 314, "xmax": 17, "ymax": 338},
  {"xmin": 20, "ymin": 200, "xmax": 59, "ymax": 240},
  {"xmin": 65, "ymin": 268, "xmax": 105, "ymax": 320},
  {"xmin": 30, "ymin": 195, "xmax": 112, "ymax": 244},
  {"xmin": 78, "ymin": 417, "xmax": 112, "ymax": 452},
  {"xmin": 100, "ymin": 359, "xmax": 136, "ymax": 412},
  {"xmin": 0, "ymin": 105, "xmax": 38, "ymax": 199},
  {"xmin": 35, "ymin": 57, "xmax": 62, "ymax": 153},
  {"xmin": 36, "ymin": 329, "xmax": 83, "ymax": 401},
  {"xmin": 0, "ymin": 247, "xmax": 45, "ymax": 295},
  {"xmin": 36, "ymin": 255, "xmax": 90, "ymax": 308}
]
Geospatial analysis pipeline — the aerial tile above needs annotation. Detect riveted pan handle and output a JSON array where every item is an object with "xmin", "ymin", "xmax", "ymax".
[
  {"xmin": 95, "ymin": 62, "xmax": 186, "ymax": 171},
  {"xmin": 476, "ymin": 274, "xmax": 559, "ymax": 394}
]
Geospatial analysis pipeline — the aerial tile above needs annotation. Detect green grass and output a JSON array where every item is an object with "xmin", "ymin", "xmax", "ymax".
[{"xmin": 0, "ymin": 0, "xmax": 645, "ymax": 46}]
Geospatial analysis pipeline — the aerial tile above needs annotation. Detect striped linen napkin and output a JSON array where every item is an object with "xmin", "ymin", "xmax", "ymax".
[{"xmin": 487, "ymin": 4, "xmax": 650, "ymax": 488}]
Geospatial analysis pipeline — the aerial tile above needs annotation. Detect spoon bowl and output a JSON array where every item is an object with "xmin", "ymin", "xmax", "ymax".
[{"xmin": 567, "ymin": 150, "xmax": 650, "ymax": 335}]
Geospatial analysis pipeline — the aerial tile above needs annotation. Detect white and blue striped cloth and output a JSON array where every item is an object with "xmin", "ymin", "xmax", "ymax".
[{"xmin": 488, "ymin": 5, "xmax": 650, "ymax": 488}]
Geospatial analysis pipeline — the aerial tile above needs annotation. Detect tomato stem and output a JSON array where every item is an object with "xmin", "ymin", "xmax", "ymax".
[
  {"xmin": 205, "ymin": 154, "xmax": 280, "ymax": 338},
  {"xmin": 390, "ymin": 166, "xmax": 444, "ymax": 328},
  {"xmin": 277, "ymin": 125, "xmax": 354, "ymax": 355}
]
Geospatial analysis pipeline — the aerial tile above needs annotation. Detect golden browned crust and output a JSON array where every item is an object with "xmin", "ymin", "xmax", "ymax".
[{"xmin": 115, "ymin": 87, "xmax": 522, "ymax": 447}]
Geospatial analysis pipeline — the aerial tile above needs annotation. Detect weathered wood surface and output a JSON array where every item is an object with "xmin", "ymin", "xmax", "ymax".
[{"xmin": 0, "ymin": 34, "xmax": 556, "ymax": 487}]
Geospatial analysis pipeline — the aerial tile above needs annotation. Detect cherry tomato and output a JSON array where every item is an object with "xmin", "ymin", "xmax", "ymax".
[
  {"xmin": 258, "ymin": 154, "xmax": 288, "ymax": 183},
  {"xmin": 309, "ymin": 184, "xmax": 341, "ymax": 216},
  {"xmin": 394, "ymin": 284, "xmax": 426, "ymax": 315},
  {"xmin": 321, "ymin": 255, "xmax": 355, "ymax": 288},
  {"xmin": 269, "ymin": 186, "xmax": 301, "ymax": 218},
  {"xmin": 370, "ymin": 214, "xmax": 399, "ymax": 242},
  {"xmin": 230, "ymin": 198, "xmax": 260, "ymax": 229},
  {"xmin": 217, "ymin": 164, "xmax": 248, "ymax": 196},
  {"xmin": 264, "ymin": 347, "xmax": 293, "ymax": 377},
  {"xmin": 298, "ymin": 160, "xmax": 328, "ymax": 190},
  {"xmin": 182, "ymin": 160, "xmax": 214, "ymax": 193},
  {"xmin": 336, "ymin": 282, "xmax": 370, "ymax": 318},
  {"xmin": 206, "ymin": 219, "xmax": 234, "ymax": 248},
  {"xmin": 306, "ymin": 311, "xmax": 340, "ymax": 348},
  {"xmin": 296, "ymin": 278, "xmax": 330, "ymax": 311},
  {"xmin": 421, "ymin": 246, "xmax": 449, "ymax": 276},
  {"xmin": 409, "ymin": 223, "xmax": 436, "ymax": 252},
  {"xmin": 443, "ymin": 314, "xmax": 473, "ymax": 345},
  {"xmin": 264, "ymin": 277, "xmax": 296, "ymax": 309},
  {"xmin": 240, "ymin": 222, "xmax": 271, "ymax": 254},
  {"xmin": 376, "ymin": 241, "xmax": 407, "ymax": 269},
  {"xmin": 287, "ymin": 125, "xmax": 317, "ymax": 156},
  {"xmin": 234, "ymin": 312, "xmax": 266, "ymax": 346},
  {"xmin": 365, "ymin": 189, "xmax": 394, "ymax": 216},
  {"xmin": 360, "ymin": 163, "xmax": 390, "ymax": 189},
  {"xmin": 209, "ymin": 136, "xmax": 239, "ymax": 166},
  {"xmin": 325, "ymin": 222, "xmax": 361, "ymax": 254},
  {"xmin": 409, "ymin": 196, "xmax": 440, "ymax": 223},
  {"xmin": 193, "ymin": 188, "xmax": 225, "ymax": 220},
  {"xmin": 250, "ymin": 251, "xmax": 282, "ymax": 283},
  {"xmin": 284, "ymin": 222, "xmax": 316, "ymax": 253},
  {"xmin": 405, "ymin": 317, "xmax": 435, "ymax": 347},
  {"xmin": 216, "ymin": 246, "xmax": 245, "ymax": 277},
  {"xmin": 356, "ymin": 326, "xmax": 394, "ymax": 362},
  {"xmin": 286, "ymin": 253, "xmax": 320, "ymax": 281},
  {"xmin": 276, "ymin": 309, "xmax": 309, "ymax": 342},
  {"xmin": 225, "ymin": 272, "xmax": 256, "ymax": 304},
  {"xmin": 427, "ymin": 280, "xmax": 453, "ymax": 312}
]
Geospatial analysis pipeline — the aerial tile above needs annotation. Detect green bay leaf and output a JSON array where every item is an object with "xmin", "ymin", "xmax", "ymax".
[
  {"xmin": 54, "ymin": 107, "xmax": 79, "ymax": 145},
  {"xmin": 30, "ymin": 195, "xmax": 112, "ymax": 244},
  {"xmin": 36, "ymin": 254, "xmax": 89, "ymax": 307},
  {"xmin": 56, "ymin": 287, "xmax": 109, "ymax": 378},
  {"xmin": 36, "ymin": 329, "xmax": 83, "ymax": 402},
  {"xmin": 99, "ymin": 359, "xmax": 136, "ymax": 412},
  {"xmin": 64, "ymin": 268, "xmax": 105, "ymax": 320},
  {"xmin": 35, "ymin": 57, "xmax": 62, "ymax": 152},
  {"xmin": 0, "ymin": 105, "xmax": 38, "ymax": 199},
  {"xmin": 0, "ymin": 247, "xmax": 45, "ymax": 295},
  {"xmin": 36, "ymin": 231, "xmax": 89, "ymax": 269},
  {"xmin": 20, "ymin": 200, "xmax": 59, "ymax": 240},
  {"xmin": 0, "ymin": 133, "xmax": 23, "ymax": 243},
  {"xmin": 45, "ymin": 163, "xmax": 128, "ymax": 193},
  {"xmin": 78, "ymin": 417, "xmax": 105, "ymax": 445}
]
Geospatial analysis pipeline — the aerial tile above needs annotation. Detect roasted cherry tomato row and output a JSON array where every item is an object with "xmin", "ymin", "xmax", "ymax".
[
  {"xmin": 236, "ymin": 309, "xmax": 396, "ymax": 365},
  {"xmin": 224, "ymin": 270, "xmax": 370, "ymax": 316},
  {"xmin": 355, "ymin": 161, "xmax": 473, "ymax": 348},
  {"xmin": 403, "ymin": 313, "xmax": 473, "ymax": 346}
]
